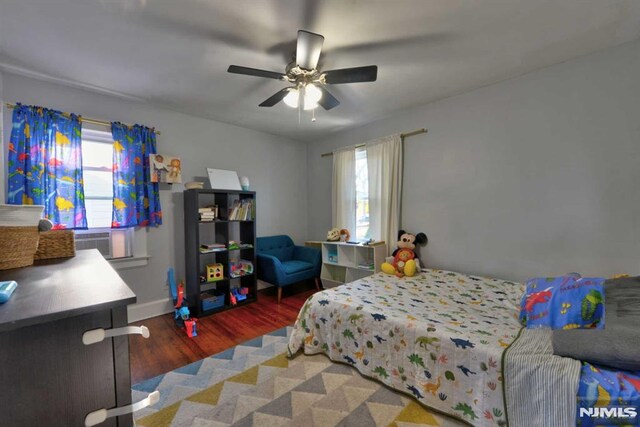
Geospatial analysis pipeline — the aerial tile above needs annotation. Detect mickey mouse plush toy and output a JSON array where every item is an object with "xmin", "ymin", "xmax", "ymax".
[{"xmin": 381, "ymin": 230, "xmax": 428, "ymax": 278}]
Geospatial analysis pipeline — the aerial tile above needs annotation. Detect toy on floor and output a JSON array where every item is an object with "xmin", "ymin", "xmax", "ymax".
[
  {"xmin": 381, "ymin": 230, "xmax": 428, "ymax": 278},
  {"xmin": 167, "ymin": 268, "xmax": 198, "ymax": 338},
  {"xmin": 184, "ymin": 319, "xmax": 198, "ymax": 337},
  {"xmin": 176, "ymin": 306, "xmax": 190, "ymax": 321}
]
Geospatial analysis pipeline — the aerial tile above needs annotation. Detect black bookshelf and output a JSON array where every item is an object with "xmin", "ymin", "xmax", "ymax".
[{"xmin": 184, "ymin": 189, "xmax": 257, "ymax": 317}]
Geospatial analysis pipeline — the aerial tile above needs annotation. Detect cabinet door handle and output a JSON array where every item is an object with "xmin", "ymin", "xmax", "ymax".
[
  {"xmin": 82, "ymin": 325, "xmax": 150, "ymax": 345},
  {"xmin": 84, "ymin": 390, "xmax": 159, "ymax": 426}
]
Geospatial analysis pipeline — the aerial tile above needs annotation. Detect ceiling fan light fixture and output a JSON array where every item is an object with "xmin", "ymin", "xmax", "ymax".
[
  {"xmin": 303, "ymin": 84, "xmax": 323, "ymax": 110},
  {"xmin": 229, "ymin": 30, "xmax": 375, "ymax": 111},
  {"xmin": 283, "ymin": 88, "xmax": 299, "ymax": 108}
]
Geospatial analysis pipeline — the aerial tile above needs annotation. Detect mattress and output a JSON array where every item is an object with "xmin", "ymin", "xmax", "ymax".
[{"xmin": 288, "ymin": 269, "xmax": 524, "ymax": 426}]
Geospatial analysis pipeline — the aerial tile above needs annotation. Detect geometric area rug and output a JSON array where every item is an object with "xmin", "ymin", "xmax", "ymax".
[{"xmin": 132, "ymin": 326, "xmax": 465, "ymax": 427}]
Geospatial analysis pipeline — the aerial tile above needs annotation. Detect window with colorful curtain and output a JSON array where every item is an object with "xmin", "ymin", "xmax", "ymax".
[
  {"xmin": 110, "ymin": 123, "xmax": 162, "ymax": 227},
  {"xmin": 7, "ymin": 103, "xmax": 87, "ymax": 229}
]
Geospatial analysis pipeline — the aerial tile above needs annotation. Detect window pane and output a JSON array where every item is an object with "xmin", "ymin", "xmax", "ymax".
[
  {"xmin": 82, "ymin": 132, "xmax": 114, "ymax": 229},
  {"xmin": 82, "ymin": 140, "xmax": 113, "ymax": 169},
  {"xmin": 355, "ymin": 148, "xmax": 369, "ymax": 241},
  {"xmin": 83, "ymin": 170, "xmax": 113, "ymax": 198},
  {"xmin": 84, "ymin": 199, "xmax": 112, "ymax": 228}
]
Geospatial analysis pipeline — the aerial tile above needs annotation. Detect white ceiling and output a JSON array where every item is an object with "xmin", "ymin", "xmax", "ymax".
[{"xmin": 1, "ymin": 0, "xmax": 640, "ymax": 141}]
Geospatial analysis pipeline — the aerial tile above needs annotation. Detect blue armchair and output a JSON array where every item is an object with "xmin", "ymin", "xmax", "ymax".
[{"xmin": 256, "ymin": 235, "xmax": 322, "ymax": 303}]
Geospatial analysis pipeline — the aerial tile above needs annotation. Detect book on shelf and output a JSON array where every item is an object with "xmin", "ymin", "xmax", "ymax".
[
  {"xmin": 200, "ymin": 247, "xmax": 226, "ymax": 253},
  {"xmin": 201, "ymin": 242, "xmax": 225, "ymax": 249},
  {"xmin": 200, "ymin": 205, "xmax": 218, "ymax": 212},
  {"xmin": 228, "ymin": 200, "xmax": 238, "ymax": 220},
  {"xmin": 228, "ymin": 199, "xmax": 254, "ymax": 221},
  {"xmin": 198, "ymin": 205, "xmax": 218, "ymax": 221},
  {"xmin": 200, "ymin": 243, "xmax": 226, "ymax": 253}
]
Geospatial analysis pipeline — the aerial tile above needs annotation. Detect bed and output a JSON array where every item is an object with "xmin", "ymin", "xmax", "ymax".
[{"xmin": 288, "ymin": 269, "xmax": 524, "ymax": 425}]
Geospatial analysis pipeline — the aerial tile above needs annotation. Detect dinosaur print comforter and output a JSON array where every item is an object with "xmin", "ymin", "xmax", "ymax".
[{"xmin": 288, "ymin": 269, "xmax": 524, "ymax": 426}]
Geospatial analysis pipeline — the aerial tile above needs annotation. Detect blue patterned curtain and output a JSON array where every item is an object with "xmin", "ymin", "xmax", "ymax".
[
  {"xmin": 110, "ymin": 122, "xmax": 162, "ymax": 228},
  {"xmin": 7, "ymin": 103, "xmax": 87, "ymax": 229}
]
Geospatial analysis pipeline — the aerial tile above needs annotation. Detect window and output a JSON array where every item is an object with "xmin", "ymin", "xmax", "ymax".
[
  {"xmin": 77, "ymin": 129, "xmax": 133, "ymax": 260},
  {"xmin": 334, "ymin": 136, "xmax": 401, "ymax": 247},
  {"xmin": 82, "ymin": 130, "xmax": 113, "ymax": 228},
  {"xmin": 355, "ymin": 147, "xmax": 369, "ymax": 241}
]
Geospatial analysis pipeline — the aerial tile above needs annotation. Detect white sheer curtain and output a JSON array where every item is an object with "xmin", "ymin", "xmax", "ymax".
[
  {"xmin": 366, "ymin": 134, "xmax": 403, "ymax": 255},
  {"xmin": 332, "ymin": 147, "xmax": 356, "ymax": 233}
]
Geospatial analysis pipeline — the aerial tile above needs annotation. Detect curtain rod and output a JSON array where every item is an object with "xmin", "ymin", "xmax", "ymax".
[
  {"xmin": 320, "ymin": 128, "xmax": 427, "ymax": 157},
  {"xmin": 4, "ymin": 102, "xmax": 161, "ymax": 135}
]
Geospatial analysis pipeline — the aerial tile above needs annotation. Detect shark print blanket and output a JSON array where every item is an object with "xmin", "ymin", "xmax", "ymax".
[
  {"xmin": 288, "ymin": 270, "xmax": 524, "ymax": 426},
  {"xmin": 519, "ymin": 274, "xmax": 606, "ymax": 330}
]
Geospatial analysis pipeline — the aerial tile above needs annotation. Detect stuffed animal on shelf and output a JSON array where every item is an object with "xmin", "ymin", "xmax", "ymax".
[
  {"xmin": 327, "ymin": 228, "xmax": 340, "ymax": 241},
  {"xmin": 381, "ymin": 230, "xmax": 428, "ymax": 278},
  {"xmin": 327, "ymin": 228, "xmax": 351, "ymax": 242}
]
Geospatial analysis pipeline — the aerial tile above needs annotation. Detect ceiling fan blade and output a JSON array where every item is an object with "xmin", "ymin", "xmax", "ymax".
[
  {"xmin": 317, "ymin": 87, "xmax": 340, "ymax": 110},
  {"xmin": 323, "ymin": 65, "xmax": 378, "ymax": 84},
  {"xmin": 296, "ymin": 30, "xmax": 324, "ymax": 70},
  {"xmin": 228, "ymin": 65, "xmax": 285, "ymax": 80},
  {"xmin": 259, "ymin": 88, "xmax": 291, "ymax": 107}
]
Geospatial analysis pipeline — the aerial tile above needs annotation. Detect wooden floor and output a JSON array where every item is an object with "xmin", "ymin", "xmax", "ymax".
[{"xmin": 129, "ymin": 281, "xmax": 317, "ymax": 384}]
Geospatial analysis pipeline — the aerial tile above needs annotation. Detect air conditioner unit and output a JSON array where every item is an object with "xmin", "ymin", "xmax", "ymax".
[{"xmin": 75, "ymin": 229, "xmax": 133, "ymax": 259}]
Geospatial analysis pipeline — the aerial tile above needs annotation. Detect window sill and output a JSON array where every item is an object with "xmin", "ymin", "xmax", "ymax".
[{"xmin": 109, "ymin": 255, "xmax": 150, "ymax": 270}]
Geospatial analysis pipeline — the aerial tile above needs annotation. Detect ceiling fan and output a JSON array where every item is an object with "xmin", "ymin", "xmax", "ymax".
[{"xmin": 227, "ymin": 30, "xmax": 377, "ymax": 111}]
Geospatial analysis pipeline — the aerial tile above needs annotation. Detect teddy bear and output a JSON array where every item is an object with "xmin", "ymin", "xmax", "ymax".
[{"xmin": 381, "ymin": 230, "xmax": 428, "ymax": 278}]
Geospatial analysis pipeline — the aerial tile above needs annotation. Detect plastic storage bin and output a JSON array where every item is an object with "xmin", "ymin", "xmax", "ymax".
[{"xmin": 201, "ymin": 290, "xmax": 225, "ymax": 311}]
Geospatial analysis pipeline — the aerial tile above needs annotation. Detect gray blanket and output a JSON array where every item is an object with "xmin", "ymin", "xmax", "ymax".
[
  {"xmin": 552, "ymin": 276, "xmax": 640, "ymax": 370},
  {"xmin": 504, "ymin": 329, "xmax": 581, "ymax": 427}
]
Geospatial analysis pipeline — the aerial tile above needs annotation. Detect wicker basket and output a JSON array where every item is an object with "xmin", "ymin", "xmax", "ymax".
[
  {"xmin": 0, "ymin": 226, "xmax": 40, "ymax": 270},
  {"xmin": 34, "ymin": 230, "xmax": 76, "ymax": 261}
]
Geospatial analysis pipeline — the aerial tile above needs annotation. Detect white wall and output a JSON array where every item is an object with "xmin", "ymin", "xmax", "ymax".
[
  {"xmin": 2, "ymin": 73, "xmax": 308, "ymax": 315},
  {"xmin": 307, "ymin": 39, "xmax": 640, "ymax": 282}
]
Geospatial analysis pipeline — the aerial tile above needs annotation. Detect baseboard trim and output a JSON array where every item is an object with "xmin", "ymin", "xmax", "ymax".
[{"xmin": 127, "ymin": 297, "xmax": 174, "ymax": 323}]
